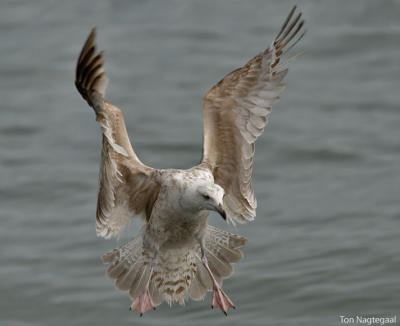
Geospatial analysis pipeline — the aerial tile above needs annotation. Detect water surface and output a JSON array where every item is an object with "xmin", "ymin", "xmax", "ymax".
[{"xmin": 0, "ymin": 1, "xmax": 399, "ymax": 325}]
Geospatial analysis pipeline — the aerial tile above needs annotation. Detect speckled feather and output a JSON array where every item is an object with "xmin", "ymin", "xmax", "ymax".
[{"xmin": 75, "ymin": 6, "xmax": 304, "ymax": 307}]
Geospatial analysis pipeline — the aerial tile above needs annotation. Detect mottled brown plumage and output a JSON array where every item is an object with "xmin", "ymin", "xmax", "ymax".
[
  {"xmin": 201, "ymin": 5, "xmax": 305, "ymax": 224},
  {"xmin": 74, "ymin": 6, "xmax": 305, "ymax": 315}
]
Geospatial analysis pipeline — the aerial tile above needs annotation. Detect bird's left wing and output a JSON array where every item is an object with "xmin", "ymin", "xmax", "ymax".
[
  {"xmin": 75, "ymin": 28, "xmax": 160, "ymax": 238},
  {"xmin": 200, "ymin": 6, "xmax": 305, "ymax": 224}
]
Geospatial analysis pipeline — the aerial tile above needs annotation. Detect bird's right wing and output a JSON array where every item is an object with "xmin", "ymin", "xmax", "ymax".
[
  {"xmin": 201, "ymin": 6, "xmax": 305, "ymax": 224},
  {"xmin": 75, "ymin": 28, "xmax": 160, "ymax": 239}
]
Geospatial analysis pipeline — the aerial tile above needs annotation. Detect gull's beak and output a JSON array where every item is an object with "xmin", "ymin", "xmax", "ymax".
[{"xmin": 216, "ymin": 203, "xmax": 226, "ymax": 220}]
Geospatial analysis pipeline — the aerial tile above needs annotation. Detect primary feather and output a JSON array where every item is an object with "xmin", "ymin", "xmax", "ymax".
[
  {"xmin": 201, "ymin": 6, "xmax": 305, "ymax": 224},
  {"xmin": 74, "ymin": 5, "xmax": 304, "ymax": 313}
]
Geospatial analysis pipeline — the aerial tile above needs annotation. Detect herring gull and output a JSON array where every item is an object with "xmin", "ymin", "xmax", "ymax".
[{"xmin": 75, "ymin": 5, "xmax": 305, "ymax": 316}]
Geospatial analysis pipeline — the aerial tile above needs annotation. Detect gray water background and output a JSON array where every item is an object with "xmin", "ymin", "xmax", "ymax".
[{"xmin": 0, "ymin": 1, "xmax": 399, "ymax": 325}]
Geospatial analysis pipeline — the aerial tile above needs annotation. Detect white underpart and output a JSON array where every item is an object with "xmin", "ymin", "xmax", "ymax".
[{"xmin": 75, "ymin": 6, "xmax": 305, "ymax": 308}]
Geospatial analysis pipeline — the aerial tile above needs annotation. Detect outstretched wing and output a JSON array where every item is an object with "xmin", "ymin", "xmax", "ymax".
[
  {"xmin": 75, "ymin": 28, "xmax": 160, "ymax": 238},
  {"xmin": 201, "ymin": 6, "xmax": 305, "ymax": 224}
]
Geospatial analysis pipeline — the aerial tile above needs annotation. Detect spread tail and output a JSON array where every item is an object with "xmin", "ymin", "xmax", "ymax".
[
  {"xmin": 189, "ymin": 225, "xmax": 247, "ymax": 301},
  {"xmin": 102, "ymin": 226, "xmax": 247, "ymax": 306}
]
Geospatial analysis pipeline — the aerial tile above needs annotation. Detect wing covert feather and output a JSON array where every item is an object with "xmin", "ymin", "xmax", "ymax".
[
  {"xmin": 75, "ymin": 28, "xmax": 160, "ymax": 238},
  {"xmin": 201, "ymin": 6, "xmax": 305, "ymax": 223}
]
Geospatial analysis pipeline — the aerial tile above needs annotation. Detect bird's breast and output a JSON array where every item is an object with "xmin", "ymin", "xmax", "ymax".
[{"xmin": 147, "ymin": 210, "xmax": 208, "ymax": 250}]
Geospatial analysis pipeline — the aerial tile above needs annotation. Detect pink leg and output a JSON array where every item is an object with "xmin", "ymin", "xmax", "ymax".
[
  {"xmin": 129, "ymin": 272, "xmax": 155, "ymax": 316},
  {"xmin": 130, "ymin": 254, "xmax": 158, "ymax": 316},
  {"xmin": 201, "ymin": 253, "xmax": 235, "ymax": 315}
]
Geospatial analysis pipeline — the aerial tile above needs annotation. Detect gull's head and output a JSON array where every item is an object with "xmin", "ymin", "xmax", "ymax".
[{"xmin": 195, "ymin": 183, "xmax": 226, "ymax": 220}]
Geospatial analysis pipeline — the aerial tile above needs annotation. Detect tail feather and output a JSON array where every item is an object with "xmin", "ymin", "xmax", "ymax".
[
  {"xmin": 102, "ymin": 226, "xmax": 247, "ymax": 306},
  {"xmin": 116, "ymin": 261, "xmax": 144, "ymax": 291},
  {"xmin": 155, "ymin": 249, "xmax": 197, "ymax": 305},
  {"xmin": 192, "ymin": 256, "xmax": 213, "ymax": 293},
  {"xmin": 129, "ymin": 264, "xmax": 151, "ymax": 299},
  {"xmin": 115, "ymin": 267, "xmax": 136, "ymax": 291},
  {"xmin": 205, "ymin": 247, "xmax": 233, "ymax": 278},
  {"xmin": 106, "ymin": 260, "xmax": 127, "ymax": 279},
  {"xmin": 188, "ymin": 269, "xmax": 209, "ymax": 301},
  {"xmin": 204, "ymin": 225, "xmax": 247, "ymax": 280},
  {"xmin": 189, "ymin": 226, "xmax": 247, "ymax": 300},
  {"xmin": 149, "ymin": 275, "xmax": 163, "ymax": 306},
  {"xmin": 102, "ymin": 234, "xmax": 153, "ymax": 296}
]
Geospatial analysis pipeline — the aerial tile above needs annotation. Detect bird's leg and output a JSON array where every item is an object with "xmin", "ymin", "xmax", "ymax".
[
  {"xmin": 200, "ymin": 246, "xmax": 235, "ymax": 315},
  {"xmin": 130, "ymin": 252, "xmax": 158, "ymax": 316}
]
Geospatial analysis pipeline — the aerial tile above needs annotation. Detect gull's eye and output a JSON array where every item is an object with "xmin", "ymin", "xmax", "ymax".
[{"xmin": 202, "ymin": 194, "xmax": 210, "ymax": 200}]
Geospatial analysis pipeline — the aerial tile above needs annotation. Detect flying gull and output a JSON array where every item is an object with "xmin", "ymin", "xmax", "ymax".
[{"xmin": 75, "ymin": 5, "xmax": 305, "ymax": 316}]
